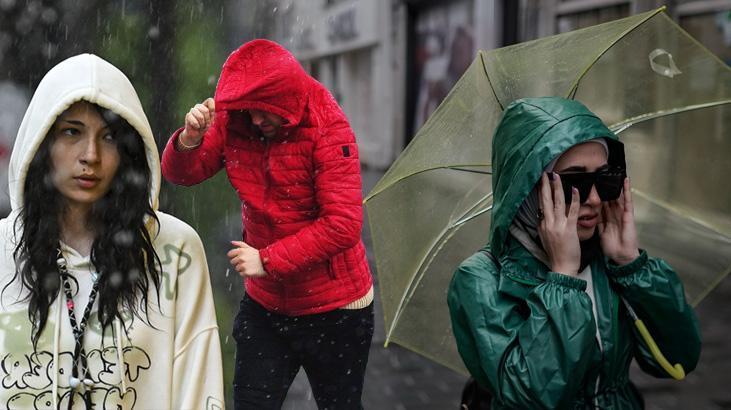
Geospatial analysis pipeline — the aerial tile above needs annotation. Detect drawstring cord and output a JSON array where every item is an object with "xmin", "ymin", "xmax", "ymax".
[
  {"xmin": 57, "ymin": 249, "xmax": 100, "ymax": 408},
  {"xmin": 115, "ymin": 318, "xmax": 128, "ymax": 393},
  {"xmin": 50, "ymin": 247, "xmax": 131, "ymax": 407},
  {"xmin": 52, "ymin": 291, "xmax": 62, "ymax": 409}
]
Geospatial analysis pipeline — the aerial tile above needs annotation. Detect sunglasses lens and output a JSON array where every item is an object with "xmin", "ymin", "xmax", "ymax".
[
  {"xmin": 560, "ymin": 173, "xmax": 594, "ymax": 204},
  {"xmin": 597, "ymin": 170, "xmax": 625, "ymax": 201}
]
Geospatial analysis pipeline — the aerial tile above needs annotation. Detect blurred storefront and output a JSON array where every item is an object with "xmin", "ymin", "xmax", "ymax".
[
  {"xmin": 269, "ymin": 0, "xmax": 730, "ymax": 169},
  {"xmin": 268, "ymin": 0, "xmax": 503, "ymax": 168},
  {"xmin": 269, "ymin": 0, "xmax": 406, "ymax": 169}
]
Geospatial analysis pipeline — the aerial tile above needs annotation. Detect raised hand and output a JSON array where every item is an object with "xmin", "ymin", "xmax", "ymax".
[
  {"xmin": 180, "ymin": 97, "xmax": 215, "ymax": 147},
  {"xmin": 227, "ymin": 240, "xmax": 267, "ymax": 278},
  {"xmin": 538, "ymin": 172, "xmax": 581, "ymax": 276},
  {"xmin": 598, "ymin": 177, "xmax": 640, "ymax": 266}
]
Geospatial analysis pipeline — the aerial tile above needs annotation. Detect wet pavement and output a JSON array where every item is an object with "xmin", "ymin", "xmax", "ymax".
[{"xmin": 280, "ymin": 165, "xmax": 731, "ymax": 410}]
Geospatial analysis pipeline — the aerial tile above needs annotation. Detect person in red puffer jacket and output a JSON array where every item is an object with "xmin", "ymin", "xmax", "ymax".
[{"xmin": 161, "ymin": 39, "xmax": 374, "ymax": 409}]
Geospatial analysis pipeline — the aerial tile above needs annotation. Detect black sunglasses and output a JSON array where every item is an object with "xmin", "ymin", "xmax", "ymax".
[{"xmin": 558, "ymin": 167, "xmax": 626, "ymax": 204}]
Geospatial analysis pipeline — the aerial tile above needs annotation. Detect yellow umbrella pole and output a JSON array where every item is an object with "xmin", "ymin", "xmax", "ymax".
[{"xmin": 621, "ymin": 298, "xmax": 685, "ymax": 380}]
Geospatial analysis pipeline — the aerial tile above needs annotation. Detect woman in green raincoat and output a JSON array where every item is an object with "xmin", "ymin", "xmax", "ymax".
[{"xmin": 448, "ymin": 96, "xmax": 701, "ymax": 409}]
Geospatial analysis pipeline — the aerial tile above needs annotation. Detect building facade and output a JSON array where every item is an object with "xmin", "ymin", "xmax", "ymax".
[{"xmin": 269, "ymin": 0, "xmax": 731, "ymax": 169}]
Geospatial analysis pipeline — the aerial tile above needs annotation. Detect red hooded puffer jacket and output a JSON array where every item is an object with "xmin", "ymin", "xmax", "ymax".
[{"xmin": 161, "ymin": 39, "xmax": 372, "ymax": 315}]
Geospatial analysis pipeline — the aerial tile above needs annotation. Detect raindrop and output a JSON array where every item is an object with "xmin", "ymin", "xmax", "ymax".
[
  {"xmin": 224, "ymin": 335, "xmax": 229, "ymax": 345},
  {"xmin": 43, "ymin": 43, "xmax": 58, "ymax": 60},
  {"xmin": 15, "ymin": 16, "xmax": 33, "ymax": 36},
  {"xmin": 228, "ymin": 283, "xmax": 233, "ymax": 291},
  {"xmin": 207, "ymin": 75, "xmax": 217, "ymax": 86},
  {"xmin": 0, "ymin": 32, "xmax": 10, "ymax": 54},
  {"xmin": 123, "ymin": 170, "xmax": 146, "ymax": 188},
  {"xmin": 0, "ymin": 0, "xmax": 16, "ymax": 11},
  {"xmin": 42, "ymin": 274, "xmax": 60, "ymax": 291},
  {"xmin": 102, "ymin": 110, "xmax": 120, "ymax": 123},
  {"xmin": 40, "ymin": 7, "xmax": 57, "ymax": 24},
  {"xmin": 26, "ymin": 0, "xmax": 41, "ymax": 16},
  {"xmin": 109, "ymin": 271, "xmax": 123, "ymax": 288},
  {"xmin": 225, "ymin": 268, "xmax": 230, "ymax": 278},
  {"xmin": 272, "ymin": 6, "xmax": 278, "ymax": 13},
  {"xmin": 113, "ymin": 230, "xmax": 134, "ymax": 247},
  {"xmin": 148, "ymin": 26, "xmax": 160, "ymax": 39},
  {"xmin": 127, "ymin": 269, "xmax": 140, "ymax": 283}
]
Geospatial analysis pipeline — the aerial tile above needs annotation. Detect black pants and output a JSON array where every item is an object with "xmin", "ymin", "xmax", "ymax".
[{"xmin": 232, "ymin": 294, "xmax": 374, "ymax": 410}]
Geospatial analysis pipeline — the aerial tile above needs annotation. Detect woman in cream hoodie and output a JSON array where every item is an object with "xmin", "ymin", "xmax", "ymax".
[{"xmin": 0, "ymin": 54, "xmax": 224, "ymax": 409}]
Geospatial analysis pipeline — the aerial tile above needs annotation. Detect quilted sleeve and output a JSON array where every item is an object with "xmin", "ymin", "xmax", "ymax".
[{"xmin": 161, "ymin": 111, "xmax": 228, "ymax": 186}]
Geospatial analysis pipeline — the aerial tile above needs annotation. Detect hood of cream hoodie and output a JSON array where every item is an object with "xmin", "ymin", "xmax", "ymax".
[
  {"xmin": 0, "ymin": 54, "xmax": 224, "ymax": 410},
  {"xmin": 8, "ymin": 53, "xmax": 161, "ymax": 212}
]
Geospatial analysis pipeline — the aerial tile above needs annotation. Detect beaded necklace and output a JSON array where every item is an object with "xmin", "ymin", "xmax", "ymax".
[{"xmin": 57, "ymin": 249, "xmax": 100, "ymax": 409}]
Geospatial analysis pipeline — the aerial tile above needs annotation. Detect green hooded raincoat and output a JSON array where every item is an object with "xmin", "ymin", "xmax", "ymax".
[{"xmin": 448, "ymin": 97, "xmax": 701, "ymax": 409}]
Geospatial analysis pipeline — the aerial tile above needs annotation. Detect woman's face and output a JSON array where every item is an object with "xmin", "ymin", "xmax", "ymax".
[
  {"xmin": 49, "ymin": 101, "xmax": 120, "ymax": 210},
  {"xmin": 554, "ymin": 142, "xmax": 608, "ymax": 241}
]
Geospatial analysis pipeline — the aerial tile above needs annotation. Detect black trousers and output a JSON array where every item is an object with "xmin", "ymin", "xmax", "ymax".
[{"xmin": 232, "ymin": 294, "xmax": 374, "ymax": 410}]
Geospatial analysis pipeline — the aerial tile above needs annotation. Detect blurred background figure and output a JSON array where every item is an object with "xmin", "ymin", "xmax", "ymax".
[{"xmin": 0, "ymin": 81, "xmax": 28, "ymax": 217}]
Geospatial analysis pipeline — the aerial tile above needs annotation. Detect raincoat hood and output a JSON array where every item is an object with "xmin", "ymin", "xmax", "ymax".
[
  {"xmin": 214, "ymin": 39, "xmax": 311, "ymax": 129},
  {"xmin": 8, "ymin": 53, "xmax": 161, "ymax": 212},
  {"xmin": 489, "ymin": 97, "xmax": 625, "ymax": 257}
]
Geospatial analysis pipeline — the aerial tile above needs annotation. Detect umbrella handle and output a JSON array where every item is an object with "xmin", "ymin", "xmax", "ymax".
[{"xmin": 633, "ymin": 318, "xmax": 686, "ymax": 380}]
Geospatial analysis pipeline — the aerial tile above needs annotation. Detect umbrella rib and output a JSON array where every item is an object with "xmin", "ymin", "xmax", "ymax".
[
  {"xmin": 479, "ymin": 50, "xmax": 505, "ymax": 111},
  {"xmin": 662, "ymin": 12, "xmax": 731, "ymax": 73},
  {"xmin": 689, "ymin": 263, "xmax": 731, "ymax": 307},
  {"xmin": 450, "ymin": 167, "xmax": 492, "ymax": 175},
  {"xmin": 363, "ymin": 163, "xmax": 491, "ymax": 202},
  {"xmin": 453, "ymin": 204, "xmax": 493, "ymax": 227},
  {"xmin": 609, "ymin": 99, "xmax": 731, "ymax": 133},
  {"xmin": 384, "ymin": 197, "xmax": 493, "ymax": 344},
  {"xmin": 384, "ymin": 224, "xmax": 460, "ymax": 344},
  {"xmin": 566, "ymin": 7, "xmax": 664, "ymax": 99},
  {"xmin": 631, "ymin": 189, "xmax": 731, "ymax": 241}
]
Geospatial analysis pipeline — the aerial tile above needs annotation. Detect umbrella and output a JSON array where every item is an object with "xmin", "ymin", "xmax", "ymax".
[{"xmin": 364, "ymin": 7, "xmax": 731, "ymax": 375}]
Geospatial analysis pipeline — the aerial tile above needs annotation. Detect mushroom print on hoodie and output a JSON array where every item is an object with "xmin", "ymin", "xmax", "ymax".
[{"xmin": 0, "ymin": 54, "xmax": 224, "ymax": 409}]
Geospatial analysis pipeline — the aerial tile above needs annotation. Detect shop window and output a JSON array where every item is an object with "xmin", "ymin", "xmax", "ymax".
[
  {"xmin": 340, "ymin": 49, "xmax": 373, "ymax": 141},
  {"xmin": 680, "ymin": 9, "xmax": 731, "ymax": 65},
  {"xmin": 410, "ymin": 0, "xmax": 474, "ymax": 132},
  {"xmin": 556, "ymin": 3, "xmax": 630, "ymax": 33}
]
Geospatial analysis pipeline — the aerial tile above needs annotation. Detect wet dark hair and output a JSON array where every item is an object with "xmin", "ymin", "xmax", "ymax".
[{"xmin": 6, "ymin": 101, "xmax": 162, "ymax": 347}]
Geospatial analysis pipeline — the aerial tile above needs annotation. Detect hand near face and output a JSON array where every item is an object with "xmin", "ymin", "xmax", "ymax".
[
  {"xmin": 180, "ymin": 98, "xmax": 215, "ymax": 146},
  {"xmin": 227, "ymin": 241, "xmax": 267, "ymax": 278},
  {"xmin": 538, "ymin": 172, "xmax": 582, "ymax": 276},
  {"xmin": 598, "ymin": 177, "xmax": 640, "ymax": 266}
]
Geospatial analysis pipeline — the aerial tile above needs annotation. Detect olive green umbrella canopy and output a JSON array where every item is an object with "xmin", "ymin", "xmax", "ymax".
[{"xmin": 364, "ymin": 8, "xmax": 731, "ymax": 374}]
